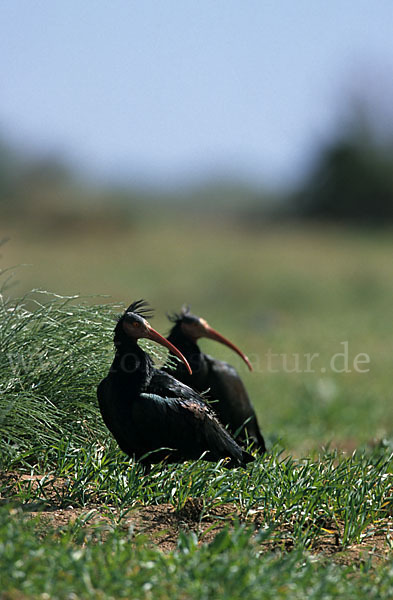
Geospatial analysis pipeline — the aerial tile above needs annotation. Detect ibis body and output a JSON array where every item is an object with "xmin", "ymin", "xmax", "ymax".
[{"xmin": 165, "ymin": 308, "xmax": 266, "ymax": 454}]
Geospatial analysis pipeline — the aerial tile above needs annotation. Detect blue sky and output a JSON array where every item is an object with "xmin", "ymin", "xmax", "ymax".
[{"xmin": 1, "ymin": 1, "xmax": 393, "ymax": 189}]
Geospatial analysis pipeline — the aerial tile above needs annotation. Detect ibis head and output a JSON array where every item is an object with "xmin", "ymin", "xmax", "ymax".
[
  {"xmin": 117, "ymin": 300, "xmax": 192, "ymax": 375},
  {"xmin": 169, "ymin": 306, "xmax": 253, "ymax": 372}
]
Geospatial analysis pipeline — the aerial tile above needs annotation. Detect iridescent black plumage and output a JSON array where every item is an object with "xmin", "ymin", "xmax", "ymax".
[
  {"xmin": 97, "ymin": 301, "xmax": 254, "ymax": 470},
  {"xmin": 166, "ymin": 307, "xmax": 266, "ymax": 454}
]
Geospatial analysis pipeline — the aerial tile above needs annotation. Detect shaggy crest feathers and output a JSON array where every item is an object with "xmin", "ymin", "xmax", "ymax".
[
  {"xmin": 115, "ymin": 299, "xmax": 154, "ymax": 325},
  {"xmin": 167, "ymin": 304, "xmax": 200, "ymax": 324},
  {"xmin": 125, "ymin": 299, "xmax": 154, "ymax": 319}
]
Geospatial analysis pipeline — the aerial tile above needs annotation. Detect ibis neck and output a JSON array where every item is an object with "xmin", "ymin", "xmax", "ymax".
[
  {"xmin": 167, "ymin": 325, "xmax": 204, "ymax": 374},
  {"xmin": 111, "ymin": 337, "xmax": 154, "ymax": 390}
]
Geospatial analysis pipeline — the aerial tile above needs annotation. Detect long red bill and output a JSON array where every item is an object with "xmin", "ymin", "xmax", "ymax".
[
  {"xmin": 205, "ymin": 326, "xmax": 253, "ymax": 372},
  {"xmin": 147, "ymin": 326, "xmax": 193, "ymax": 375}
]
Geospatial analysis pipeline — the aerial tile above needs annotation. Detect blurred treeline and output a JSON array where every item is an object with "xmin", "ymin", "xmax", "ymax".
[
  {"xmin": 294, "ymin": 117, "xmax": 393, "ymax": 225},
  {"xmin": 1, "ymin": 107, "xmax": 393, "ymax": 230}
]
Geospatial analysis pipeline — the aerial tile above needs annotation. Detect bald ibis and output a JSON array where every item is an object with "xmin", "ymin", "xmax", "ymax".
[
  {"xmin": 97, "ymin": 300, "xmax": 254, "ymax": 471},
  {"xmin": 165, "ymin": 307, "xmax": 266, "ymax": 454}
]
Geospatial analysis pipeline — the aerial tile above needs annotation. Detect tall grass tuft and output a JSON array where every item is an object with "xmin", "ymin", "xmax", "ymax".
[{"xmin": 0, "ymin": 271, "xmax": 171, "ymax": 467}]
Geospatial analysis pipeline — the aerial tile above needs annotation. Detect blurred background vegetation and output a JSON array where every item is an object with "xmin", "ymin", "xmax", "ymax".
[{"xmin": 2, "ymin": 98, "xmax": 393, "ymax": 230}]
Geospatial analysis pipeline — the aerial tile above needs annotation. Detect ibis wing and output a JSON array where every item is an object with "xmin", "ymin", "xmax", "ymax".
[
  {"xmin": 148, "ymin": 368, "xmax": 203, "ymax": 401},
  {"xmin": 137, "ymin": 389, "xmax": 244, "ymax": 464},
  {"xmin": 204, "ymin": 355, "xmax": 266, "ymax": 453},
  {"xmin": 204, "ymin": 355, "xmax": 255, "ymax": 419}
]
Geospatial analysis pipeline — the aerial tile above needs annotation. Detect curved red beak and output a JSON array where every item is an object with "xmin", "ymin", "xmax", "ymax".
[
  {"xmin": 204, "ymin": 326, "xmax": 253, "ymax": 372},
  {"xmin": 147, "ymin": 325, "xmax": 193, "ymax": 375}
]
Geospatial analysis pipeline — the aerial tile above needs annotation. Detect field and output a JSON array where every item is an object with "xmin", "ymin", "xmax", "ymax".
[{"xmin": 1, "ymin": 217, "xmax": 393, "ymax": 598}]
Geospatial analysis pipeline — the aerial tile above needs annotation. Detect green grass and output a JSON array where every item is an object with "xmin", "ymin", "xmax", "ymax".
[
  {"xmin": 1, "ymin": 508, "xmax": 393, "ymax": 600},
  {"xmin": 0, "ymin": 285, "xmax": 175, "ymax": 467},
  {"xmin": 1, "ymin": 221, "xmax": 393, "ymax": 598},
  {"xmin": 3, "ymin": 442, "xmax": 392, "ymax": 547}
]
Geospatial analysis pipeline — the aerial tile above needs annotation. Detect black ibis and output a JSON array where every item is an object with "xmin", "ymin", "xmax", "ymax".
[
  {"xmin": 97, "ymin": 300, "xmax": 254, "ymax": 471},
  {"xmin": 165, "ymin": 307, "xmax": 266, "ymax": 454}
]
